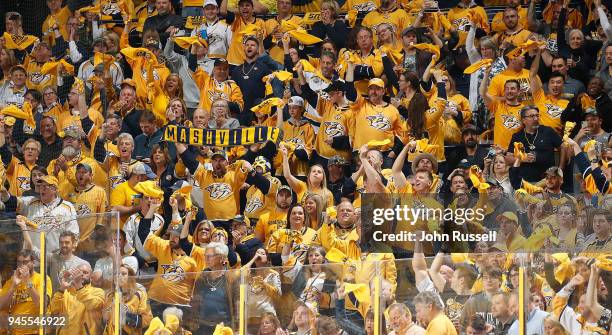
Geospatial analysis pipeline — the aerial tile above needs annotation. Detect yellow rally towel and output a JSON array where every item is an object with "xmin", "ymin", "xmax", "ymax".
[
  {"xmin": 2, "ymin": 32, "xmax": 38, "ymax": 50},
  {"xmin": 213, "ymin": 324, "xmax": 234, "ymax": 335},
  {"xmin": 552, "ymin": 253, "xmax": 575, "ymax": 283},
  {"xmin": 280, "ymin": 20, "xmax": 323, "ymax": 45},
  {"xmin": 563, "ymin": 121, "xmax": 576, "ymax": 142},
  {"xmin": 380, "ymin": 45, "xmax": 404, "ymax": 65},
  {"xmin": 514, "ymin": 189, "xmax": 545, "ymax": 205},
  {"xmin": 346, "ymin": 9, "xmax": 358, "ymax": 27},
  {"xmin": 164, "ymin": 125, "xmax": 283, "ymax": 147},
  {"xmin": 513, "ymin": 142, "xmax": 528, "ymax": 161},
  {"xmin": 469, "ymin": 165, "xmax": 489, "ymax": 190},
  {"xmin": 1, "ymin": 102, "xmax": 36, "ymax": 130},
  {"xmin": 40, "ymin": 59, "xmax": 75, "ymax": 76},
  {"xmin": 367, "ymin": 139, "xmax": 392, "ymax": 150},
  {"xmin": 174, "ymin": 36, "xmax": 208, "ymax": 49},
  {"xmin": 521, "ymin": 179, "xmax": 544, "ymax": 194},
  {"xmin": 524, "ymin": 225, "xmax": 559, "ymax": 251},
  {"xmin": 134, "ymin": 180, "xmax": 164, "ymax": 200},
  {"xmin": 263, "ymin": 71, "xmax": 293, "ymax": 95},
  {"xmin": 326, "ymin": 247, "xmax": 349, "ymax": 263},
  {"xmin": 251, "ymin": 97, "xmax": 285, "ymax": 115},
  {"xmin": 294, "ymin": 59, "xmax": 330, "ymax": 83},
  {"xmin": 596, "ymin": 254, "xmax": 612, "ymax": 272},
  {"xmin": 464, "ymin": 59, "xmax": 493, "ymax": 74},
  {"xmin": 143, "ymin": 314, "xmax": 180, "ymax": 335},
  {"xmin": 415, "ymin": 138, "xmax": 438, "ymax": 154},
  {"xmin": 413, "ymin": 43, "xmax": 441, "ymax": 61},
  {"xmin": 583, "ymin": 139, "xmax": 598, "ymax": 153},
  {"xmin": 343, "ymin": 283, "xmax": 369, "ymax": 305},
  {"xmin": 580, "ymin": 94, "xmax": 596, "ymax": 109},
  {"xmin": 326, "ymin": 206, "xmax": 337, "ymax": 219},
  {"xmin": 93, "ymin": 51, "xmax": 115, "ymax": 67},
  {"xmin": 519, "ymin": 39, "xmax": 546, "ymax": 51},
  {"xmin": 236, "ymin": 23, "xmax": 263, "ymax": 44}
]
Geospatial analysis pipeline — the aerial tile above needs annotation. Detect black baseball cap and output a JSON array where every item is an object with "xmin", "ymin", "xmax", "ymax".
[
  {"xmin": 324, "ymin": 80, "xmax": 346, "ymax": 93},
  {"xmin": 214, "ymin": 58, "xmax": 229, "ymax": 67}
]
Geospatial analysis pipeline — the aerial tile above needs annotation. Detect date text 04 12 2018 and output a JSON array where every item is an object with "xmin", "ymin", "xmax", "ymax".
[{"xmin": 3, "ymin": 315, "xmax": 67, "ymax": 328}]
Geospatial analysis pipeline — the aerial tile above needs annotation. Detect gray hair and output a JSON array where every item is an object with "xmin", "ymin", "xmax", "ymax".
[
  {"xmin": 566, "ymin": 29, "xmax": 584, "ymax": 46},
  {"xmin": 206, "ymin": 242, "xmax": 229, "ymax": 257},
  {"xmin": 116, "ymin": 133, "xmax": 134, "ymax": 145},
  {"xmin": 163, "ymin": 306, "xmax": 184, "ymax": 322},
  {"xmin": 414, "ymin": 291, "xmax": 444, "ymax": 310}
]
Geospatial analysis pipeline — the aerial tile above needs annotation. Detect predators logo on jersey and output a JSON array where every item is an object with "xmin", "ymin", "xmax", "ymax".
[
  {"xmin": 205, "ymin": 183, "xmax": 232, "ymax": 200},
  {"xmin": 29, "ymin": 72, "xmax": 50, "ymax": 85},
  {"xmin": 245, "ymin": 197, "xmax": 264, "ymax": 214},
  {"xmin": 366, "ymin": 114, "xmax": 391, "ymax": 131},
  {"xmin": 110, "ymin": 176, "xmax": 126, "ymax": 189},
  {"xmin": 501, "ymin": 114, "xmax": 521, "ymax": 130},
  {"xmin": 16, "ymin": 176, "xmax": 31, "ymax": 191},
  {"xmin": 544, "ymin": 104, "xmax": 563, "ymax": 119},
  {"xmin": 324, "ymin": 122, "xmax": 345, "ymax": 137},
  {"xmin": 75, "ymin": 204, "xmax": 92, "ymax": 216},
  {"xmin": 161, "ymin": 262, "xmax": 187, "ymax": 282},
  {"xmin": 352, "ymin": 1, "xmax": 377, "ymax": 12},
  {"xmin": 102, "ymin": 2, "xmax": 121, "ymax": 15}
]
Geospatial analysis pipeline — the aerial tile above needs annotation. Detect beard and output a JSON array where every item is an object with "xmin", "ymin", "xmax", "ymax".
[
  {"xmin": 465, "ymin": 139, "xmax": 477, "ymax": 148},
  {"xmin": 62, "ymin": 146, "xmax": 79, "ymax": 158}
]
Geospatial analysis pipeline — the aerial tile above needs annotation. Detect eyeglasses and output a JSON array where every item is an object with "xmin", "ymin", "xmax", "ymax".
[{"xmin": 524, "ymin": 114, "xmax": 539, "ymax": 119}]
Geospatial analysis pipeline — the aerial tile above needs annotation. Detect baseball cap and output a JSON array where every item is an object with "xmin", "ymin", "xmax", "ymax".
[
  {"xmin": 324, "ymin": 80, "xmax": 346, "ymax": 93},
  {"xmin": 457, "ymin": 159, "xmax": 470, "ymax": 169},
  {"xmin": 170, "ymin": 180, "xmax": 191, "ymax": 193},
  {"xmin": 129, "ymin": 162, "xmax": 148, "ymax": 176},
  {"xmin": 277, "ymin": 184, "xmax": 293, "ymax": 196},
  {"xmin": 62, "ymin": 126, "xmax": 82, "ymax": 140},
  {"xmin": 584, "ymin": 107, "xmax": 600, "ymax": 118},
  {"xmin": 211, "ymin": 150, "xmax": 228, "ymax": 160},
  {"xmin": 75, "ymin": 162, "xmax": 93, "ymax": 174},
  {"xmin": 401, "ymin": 26, "xmax": 417, "ymax": 37},
  {"xmin": 288, "ymin": 96, "xmax": 304, "ymax": 107},
  {"xmin": 545, "ymin": 166, "xmax": 564, "ymax": 178},
  {"xmin": 461, "ymin": 124, "xmax": 479, "ymax": 134},
  {"xmin": 368, "ymin": 78, "xmax": 385, "ymax": 88},
  {"xmin": 204, "ymin": 0, "xmax": 218, "ymax": 7},
  {"xmin": 40, "ymin": 175, "xmax": 59, "ymax": 187},
  {"xmin": 328, "ymin": 155, "xmax": 348, "ymax": 166},
  {"xmin": 145, "ymin": 39, "xmax": 160, "ymax": 50},
  {"xmin": 167, "ymin": 222, "xmax": 183, "ymax": 235},
  {"xmin": 213, "ymin": 58, "xmax": 229, "ymax": 67},
  {"xmin": 486, "ymin": 178, "xmax": 503, "ymax": 188},
  {"xmin": 143, "ymin": 164, "xmax": 157, "ymax": 179},
  {"xmin": 121, "ymin": 78, "xmax": 137, "ymax": 89},
  {"xmin": 497, "ymin": 211, "xmax": 519, "ymax": 224}
]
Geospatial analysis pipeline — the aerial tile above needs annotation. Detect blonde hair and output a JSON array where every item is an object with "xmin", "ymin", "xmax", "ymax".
[{"xmin": 320, "ymin": 0, "xmax": 340, "ymax": 19}]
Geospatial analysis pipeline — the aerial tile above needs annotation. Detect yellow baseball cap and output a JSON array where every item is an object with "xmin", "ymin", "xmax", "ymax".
[
  {"xmin": 497, "ymin": 211, "xmax": 519, "ymax": 224},
  {"xmin": 40, "ymin": 175, "xmax": 59, "ymax": 187},
  {"xmin": 368, "ymin": 78, "xmax": 385, "ymax": 88}
]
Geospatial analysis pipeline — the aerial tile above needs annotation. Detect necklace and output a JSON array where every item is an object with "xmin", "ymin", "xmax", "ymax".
[
  {"xmin": 524, "ymin": 127, "xmax": 539, "ymax": 150},
  {"xmin": 205, "ymin": 273, "xmax": 224, "ymax": 291},
  {"xmin": 241, "ymin": 62, "xmax": 256, "ymax": 79}
]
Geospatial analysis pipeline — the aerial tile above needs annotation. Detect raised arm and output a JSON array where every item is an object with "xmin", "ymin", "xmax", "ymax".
[
  {"xmin": 480, "ymin": 66, "xmax": 497, "ymax": 106},
  {"xmin": 428, "ymin": 252, "xmax": 448, "ymax": 293},
  {"xmin": 529, "ymin": 48, "xmax": 543, "ymax": 95},
  {"xmin": 391, "ymin": 141, "xmax": 415, "ymax": 190},
  {"xmin": 280, "ymin": 145, "xmax": 301, "ymax": 191},
  {"xmin": 358, "ymin": 145, "xmax": 385, "ymax": 193}
]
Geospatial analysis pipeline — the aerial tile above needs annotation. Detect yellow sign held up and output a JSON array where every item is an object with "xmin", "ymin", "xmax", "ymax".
[{"xmin": 163, "ymin": 125, "xmax": 283, "ymax": 147}]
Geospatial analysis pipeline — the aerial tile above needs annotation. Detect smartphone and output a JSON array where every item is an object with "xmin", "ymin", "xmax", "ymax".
[{"xmin": 200, "ymin": 29, "xmax": 208, "ymax": 40}]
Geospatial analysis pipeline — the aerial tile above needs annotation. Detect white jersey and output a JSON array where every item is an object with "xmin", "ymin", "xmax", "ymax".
[
  {"xmin": 191, "ymin": 19, "xmax": 232, "ymax": 59},
  {"xmin": 77, "ymin": 60, "xmax": 124, "ymax": 90},
  {"xmin": 20, "ymin": 196, "xmax": 79, "ymax": 255},
  {"xmin": 122, "ymin": 212, "xmax": 164, "ymax": 263}
]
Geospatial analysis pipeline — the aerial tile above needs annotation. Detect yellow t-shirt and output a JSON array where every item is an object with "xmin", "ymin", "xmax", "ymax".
[
  {"xmin": 110, "ymin": 181, "xmax": 142, "ymax": 226},
  {"xmin": 362, "ymin": 7, "xmax": 413, "ymax": 41},
  {"xmin": 6, "ymin": 157, "xmax": 35, "ymax": 196},
  {"xmin": 494, "ymin": 28, "xmax": 532, "ymax": 48},
  {"xmin": 106, "ymin": 158, "xmax": 140, "ymax": 190},
  {"xmin": 425, "ymin": 313, "xmax": 458, "ymax": 335},
  {"xmin": 264, "ymin": 15, "xmax": 304, "ymax": 64},
  {"xmin": 447, "ymin": 6, "xmax": 489, "ymax": 33},
  {"xmin": 227, "ymin": 16, "xmax": 267, "ymax": 65},
  {"xmin": 293, "ymin": 179, "xmax": 334, "ymax": 209},
  {"xmin": 443, "ymin": 94, "xmax": 472, "ymax": 144},
  {"xmin": 491, "ymin": 6, "xmax": 528, "ymax": 33},
  {"xmin": 349, "ymin": 97, "xmax": 407, "ymax": 152},
  {"xmin": 244, "ymin": 176, "xmax": 281, "ymax": 220},
  {"xmin": 274, "ymin": 119, "xmax": 316, "ymax": 177},
  {"xmin": 488, "ymin": 68, "xmax": 534, "ymax": 104},
  {"xmin": 25, "ymin": 60, "xmax": 56, "ymax": 93},
  {"xmin": 60, "ymin": 184, "xmax": 108, "ymax": 241},
  {"xmin": 533, "ymin": 87, "xmax": 569, "ymax": 134},
  {"xmin": 0, "ymin": 272, "xmax": 52, "ymax": 335},
  {"xmin": 194, "ymin": 160, "xmax": 249, "ymax": 220},
  {"xmin": 308, "ymin": 102, "xmax": 352, "ymax": 161},
  {"xmin": 255, "ymin": 208, "xmax": 288, "ymax": 244},
  {"xmin": 144, "ymin": 234, "xmax": 198, "ymax": 306},
  {"xmin": 489, "ymin": 100, "xmax": 524, "ymax": 150},
  {"xmin": 42, "ymin": 7, "xmax": 72, "ymax": 46}
]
